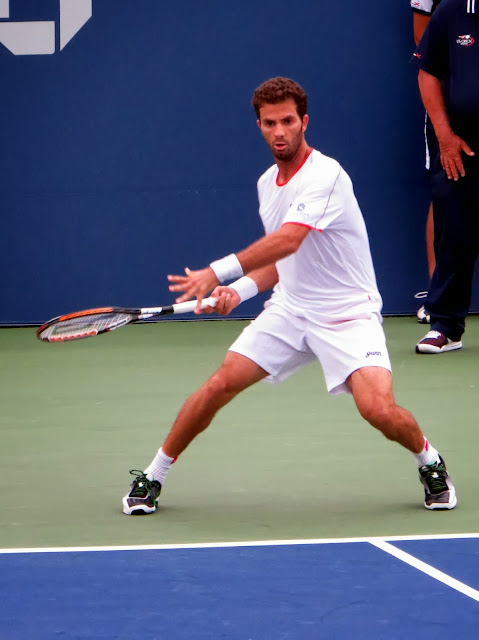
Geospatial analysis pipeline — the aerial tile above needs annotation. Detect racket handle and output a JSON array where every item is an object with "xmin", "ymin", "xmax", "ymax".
[{"xmin": 171, "ymin": 297, "xmax": 217, "ymax": 314}]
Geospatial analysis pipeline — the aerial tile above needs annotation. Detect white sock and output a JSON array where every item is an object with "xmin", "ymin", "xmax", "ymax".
[
  {"xmin": 144, "ymin": 447, "xmax": 176, "ymax": 485},
  {"xmin": 414, "ymin": 437, "xmax": 440, "ymax": 468}
]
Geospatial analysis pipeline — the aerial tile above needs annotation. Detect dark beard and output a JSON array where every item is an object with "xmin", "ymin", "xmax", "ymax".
[
  {"xmin": 272, "ymin": 148, "xmax": 295, "ymax": 162},
  {"xmin": 270, "ymin": 137, "xmax": 303, "ymax": 162}
]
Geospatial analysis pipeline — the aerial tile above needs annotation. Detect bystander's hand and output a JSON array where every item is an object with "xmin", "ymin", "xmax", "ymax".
[{"xmin": 438, "ymin": 131, "xmax": 475, "ymax": 180}]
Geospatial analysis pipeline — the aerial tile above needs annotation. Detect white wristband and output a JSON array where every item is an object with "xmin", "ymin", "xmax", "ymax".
[
  {"xmin": 209, "ymin": 253, "xmax": 244, "ymax": 283},
  {"xmin": 229, "ymin": 276, "xmax": 259, "ymax": 303}
]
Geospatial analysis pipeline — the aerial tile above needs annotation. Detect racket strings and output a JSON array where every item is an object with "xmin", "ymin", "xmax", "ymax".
[{"xmin": 39, "ymin": 312, "xmax": 131, "ymax": 341}]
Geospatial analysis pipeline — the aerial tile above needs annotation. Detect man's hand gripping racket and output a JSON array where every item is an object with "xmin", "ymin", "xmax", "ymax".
[
  {"xmin": 167, "ymin": 266, "xmax": 242, "ymax": 316},
  {"xmin": 37, "ymin": 297, "xmax": 217, "ymax": 343}
]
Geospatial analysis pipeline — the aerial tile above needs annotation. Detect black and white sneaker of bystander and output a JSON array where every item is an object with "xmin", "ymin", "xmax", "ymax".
[
  {"xmin": 414, "ymin": 292, "xmax": 430, "ymax": 324},
  {"xmin": 416, "ymin": 305, "xmax": 430, "ymax": 324}
]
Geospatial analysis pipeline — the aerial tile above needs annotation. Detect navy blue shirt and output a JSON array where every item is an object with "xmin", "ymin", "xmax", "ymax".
[{"xmin": 415, "ymin": 0, "xmax": 479, "ymax": 148}]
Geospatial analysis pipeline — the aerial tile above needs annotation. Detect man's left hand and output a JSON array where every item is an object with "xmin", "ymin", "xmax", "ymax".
[{"xmin": 167, "ymin": 266, "xmax": 219, "ymax": 311}]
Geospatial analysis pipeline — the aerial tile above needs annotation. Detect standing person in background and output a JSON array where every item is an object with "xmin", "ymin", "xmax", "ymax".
[
  {"xmin": 414, "ymin": 0, "xmax": 478, "ymax": 353},
  {"xmin": 122, "ymin": 77, "xmax": 456, "ymax": 516},
  {"xmin": 411, "ymin": 0, "xmax": 442, "ymax": 325}
]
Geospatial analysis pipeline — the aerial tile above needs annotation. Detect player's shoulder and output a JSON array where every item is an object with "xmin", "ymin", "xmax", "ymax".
[
  {"xmin": 257, "ymin": 163, "xmax": 277, "ymax": 189},
  {"xmin": 302, "ymin": 149, "xmax": 342, "ymax": 187},
  {"xmin": 308, "ymin": 148, "xmax": 341, "ymax": 173}
]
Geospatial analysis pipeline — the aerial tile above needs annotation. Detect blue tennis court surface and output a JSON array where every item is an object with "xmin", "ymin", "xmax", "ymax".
[{"xmin": 1, "ymin": 535, "xmax": 478, "ymax": 639}]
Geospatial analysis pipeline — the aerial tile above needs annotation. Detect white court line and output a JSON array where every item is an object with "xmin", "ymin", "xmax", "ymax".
[
  {"xmin": 2, "ymin": 534, "xmax": 477, "ymax": 602},
  {"xmin": 370, "ymin": 539, "xmax": 479, "ymax": 603},
  {"xmin": 0, "ymin": 532, "xmax": 478, "ymax": 555}
]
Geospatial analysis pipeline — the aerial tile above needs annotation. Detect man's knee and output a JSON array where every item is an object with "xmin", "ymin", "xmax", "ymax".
[
  {"xmin": 356, "ymin": 396, "xmax": 394, "ymax": 429},
  {"xmin": 203, "ymin": 367, "xmax": 243, "ymax": 401},
  {"xmin": 204, "ymin": 352, "xmax": 267, "ymax": 399}
]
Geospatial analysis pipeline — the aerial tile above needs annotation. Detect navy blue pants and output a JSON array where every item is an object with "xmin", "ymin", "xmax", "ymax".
[{"xmin": 427, "ymin": 156, "xmax": 479, "ymax": 341}]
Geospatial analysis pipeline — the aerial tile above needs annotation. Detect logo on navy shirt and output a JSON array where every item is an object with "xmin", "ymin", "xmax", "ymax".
[{"xmin": 456, "ymin": 35, "xmax": 475, "ymax": 47}]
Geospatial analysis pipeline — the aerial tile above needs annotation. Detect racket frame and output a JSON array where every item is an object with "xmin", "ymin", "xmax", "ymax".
[{"xmin": 36, "ymin": 297, "xmax": 217, "ymax": 342}]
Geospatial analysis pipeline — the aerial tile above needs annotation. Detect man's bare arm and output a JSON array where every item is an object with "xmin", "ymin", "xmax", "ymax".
[
  {"xmin": 236, "ymin": 223, "xmax": 310, "ymax": 274},
  {"xmin": 168, "ymin": 223, "xmax": 310, "ymax": 304},
  {"xmin": 418, "ymin": 69, "xmax": 475, "ymax": 180},
  {"xmin": 207, "ymin": 263, "xmax": 279, "ymax": 316},
  {"xmin": 413, "ymin": 13, "xmax": 430, "ymax": 46},
  {"xmin": 246, "ymin": 263, "xmax": 279, "ymax": 292}
]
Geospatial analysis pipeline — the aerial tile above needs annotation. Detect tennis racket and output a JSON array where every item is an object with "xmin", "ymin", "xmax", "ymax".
[{"xmin": 37, "ymin": 297, "xmax": 217, "ymax": 343}]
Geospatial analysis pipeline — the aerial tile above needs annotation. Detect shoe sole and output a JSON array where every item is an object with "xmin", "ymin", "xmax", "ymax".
[
  {"xmin": 416, "ymin": 341, "xmax": 462, "ymax": 354},
  {"xmin": 123, "ymin": 508, "xmax": 155, "ymax": 515},
  {"xmin": 425, "ymin": 493, "xmax": 457, "ymax": 510},
  {"xmin": 122, "ymin": 498, "xmax": 157, "ymax": 515}
]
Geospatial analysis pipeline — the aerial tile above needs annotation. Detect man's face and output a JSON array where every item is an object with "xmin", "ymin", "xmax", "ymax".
[{"xmin": 257, "ymin": 99, "xmax": 308, "ymax": 162}]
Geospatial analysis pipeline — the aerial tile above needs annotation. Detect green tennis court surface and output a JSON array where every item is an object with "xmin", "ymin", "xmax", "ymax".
[{"xmin": 0, "ymin": 317, "xmax": 478, "ymax": 549}]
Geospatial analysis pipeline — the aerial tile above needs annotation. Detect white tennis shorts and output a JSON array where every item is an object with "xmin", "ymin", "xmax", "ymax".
[{"xmin": 229, "ymin": 303, "xmax": 391, "ymax": 395}]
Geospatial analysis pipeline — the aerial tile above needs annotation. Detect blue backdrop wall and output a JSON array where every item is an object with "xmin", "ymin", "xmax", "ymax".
[{"xmin": 1, "ymin": 0, "xmax": 474, "ymax": 324}]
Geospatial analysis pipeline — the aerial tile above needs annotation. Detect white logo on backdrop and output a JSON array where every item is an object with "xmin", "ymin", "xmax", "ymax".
[{"xmin": 0, "ymin": 0, "xmax": 92, "ymax": 55}]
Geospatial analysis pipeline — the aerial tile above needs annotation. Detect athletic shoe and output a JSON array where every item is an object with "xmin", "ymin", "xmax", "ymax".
[
  {"xmin": 416, "ymin": 305, "xmax": 430, "ymax": 324},
  {"xmin": 122, "ymin": 470, "xmax": 162, "ymax": 515},
  {"xmin": 416, "ymin": 330, "xmax": 462, "ymax": 354},
  {"xmin": 419, "ymin": 456, "xmax": 457, "ymax": 510}
]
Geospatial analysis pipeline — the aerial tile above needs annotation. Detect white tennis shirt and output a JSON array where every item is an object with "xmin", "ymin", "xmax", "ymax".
[
  {"xmin": 410, "ymin": 0, "xmax": 439, "ymax": 15},
  {"xmin": 257, "ymin": 148, "xmax": 383, "ymax": 320}
]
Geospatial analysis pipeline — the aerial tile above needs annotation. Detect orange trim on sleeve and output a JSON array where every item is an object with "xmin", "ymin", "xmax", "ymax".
[{"xmin": 282, "ymin": 221, "xmax": 322, "ymax": 232}]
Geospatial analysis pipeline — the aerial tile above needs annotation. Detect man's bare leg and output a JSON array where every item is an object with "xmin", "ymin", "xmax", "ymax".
[
  {"xmin": 346, "ymin": 366, "xmax": 424, "ymax": 453},
  {"xmin": 346, "ymin": 366, "xmax": 456, "ymax": 509},
  {"xmin": 122, "ymin": 351, "xmax": 268, "ymax": 515},
  {"xmin": 162, "ymin": 351, "xmax": 269, "ymax": 458}
]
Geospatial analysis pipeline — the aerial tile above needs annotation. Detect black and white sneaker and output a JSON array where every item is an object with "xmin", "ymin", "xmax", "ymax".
[
  {"xmin": 122, "ymin": 470, "xmax": 162, "ymax": 515},
  {"xmin": 416, "ymin": 305, "xmax": 430, "ymax": 324},
  {"xmin": 414, "ymin": 292, "xmax": 430, "ymax": 324},
  {"xmin": 419, "ymin": 457, "xmax": 457, "ymax": 510}
]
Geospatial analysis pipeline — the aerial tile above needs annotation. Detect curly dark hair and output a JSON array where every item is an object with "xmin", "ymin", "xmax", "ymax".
[{"xmin": 252, "ymin": 77, "xmax": 308, "ymax": 119}]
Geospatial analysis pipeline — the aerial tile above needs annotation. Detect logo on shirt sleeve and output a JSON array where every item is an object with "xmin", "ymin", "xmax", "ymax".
[
  {"xmin": 297, "ymin": 203, "xmax": 305, "ymax": 212},
  {"xmin": 456, "ymin": 35, "xmax": 475, "ymax": 47}
]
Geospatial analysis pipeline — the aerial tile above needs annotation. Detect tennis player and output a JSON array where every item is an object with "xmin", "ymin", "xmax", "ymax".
[{"xmin": 122, "ymin": 77, "xmax": 456, "ymax": 515}]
